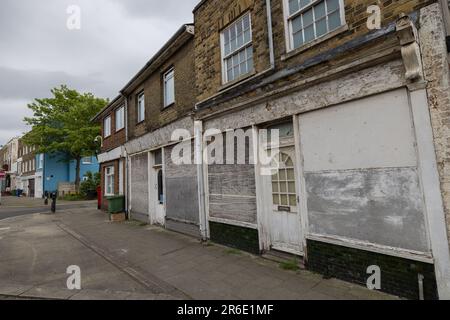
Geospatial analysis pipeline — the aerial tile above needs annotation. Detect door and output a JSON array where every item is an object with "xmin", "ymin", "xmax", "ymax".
[
  {"xmin": 28, "ymin": 179, "xmax": 35, "ymax": 198},
  {"xmin": 268, "ymin": 146, "xmax": 303, "ymax": 254},
  {"xmin": 150, "ymin": 149, "xmax": 165, "ymax": 226}
]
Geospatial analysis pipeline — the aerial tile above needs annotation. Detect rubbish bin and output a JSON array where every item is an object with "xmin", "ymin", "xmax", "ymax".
[{"xmin": 106, "ymin": 195, "xmax": 125, "ymax": 214}]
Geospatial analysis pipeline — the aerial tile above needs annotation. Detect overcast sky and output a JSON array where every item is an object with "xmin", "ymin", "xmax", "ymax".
[{"xmin": 0, "ymin": 0, "xmax": 199, "ymax": 146}]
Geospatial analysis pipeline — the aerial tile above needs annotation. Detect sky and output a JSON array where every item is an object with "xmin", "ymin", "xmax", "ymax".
[{"xmin": 0, "ymin": 0, "xmax": 199, "ymax": 146}]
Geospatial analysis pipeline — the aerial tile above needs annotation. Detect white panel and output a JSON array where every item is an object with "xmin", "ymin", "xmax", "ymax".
[{"xmin": 299, "ymin": 89, "xmax": 417, "ymax": 172}]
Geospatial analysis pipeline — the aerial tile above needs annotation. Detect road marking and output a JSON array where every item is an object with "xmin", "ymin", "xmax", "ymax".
[{"xmin": 0, "ymin": 227, "xmax": 10, "ymax": 231}]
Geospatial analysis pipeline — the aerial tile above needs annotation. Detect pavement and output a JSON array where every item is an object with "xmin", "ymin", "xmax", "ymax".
[{"xmin": 0, "ymin": 198, "xmax": 399, "ymax": 300}]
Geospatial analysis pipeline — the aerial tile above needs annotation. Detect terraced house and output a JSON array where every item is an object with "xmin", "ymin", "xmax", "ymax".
[
  {"xmin": 93, "ymin": 0, "xmax": 450, "ymax": 299},
  {"xmin": 193, "ymin": 0, "xmax": 450, "ymax": 300},
  {"xmin": 94, "ymin": 24, "xmax": 201, "ymax": 236}
]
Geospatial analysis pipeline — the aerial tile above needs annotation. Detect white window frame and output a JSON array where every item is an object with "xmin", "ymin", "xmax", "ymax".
[
  {"xmin": 104, "ymin": 116, "xmax": 111, "ymax": 138},
  {"xmin": 115, "ymin": 106, "xmax": 125, "ymax": 131},
  {"xmin": 105, "ymin": 166, "xmax": 115, "ymax": 196},
  {"xmin": 82, "ymin": 157, "xmax": 92, "ymax": 165},
  {"xmin": 38, "ymin": 154, "xmax": 44, "ymax": 169},
  {"xmin": 220, "ymin": 12, "xmax": 254, "ymax": 84},
  {"xmin": 163, "ymin": 68, "xmax": 175, "ymax": 108},
  {"xmin": 137, "ymin": 92, "xmax": 145, "ymax": 123},
  {"xmin": 283, "ymin": 0, "xmax": 346, "ymax": 52}
]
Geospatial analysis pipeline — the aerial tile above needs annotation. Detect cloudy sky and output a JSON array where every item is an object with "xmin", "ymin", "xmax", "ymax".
[{"xmin": 0, "ymin": 0, "xmax": 199, "ymax": 145}]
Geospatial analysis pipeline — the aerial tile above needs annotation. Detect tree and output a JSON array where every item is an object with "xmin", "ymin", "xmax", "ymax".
[{"xmin": 23, "ymin": 85, "xmax": 108, "ymax": 192}]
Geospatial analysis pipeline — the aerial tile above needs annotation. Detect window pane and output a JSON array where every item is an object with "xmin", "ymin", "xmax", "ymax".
[
  {"xmin": 304, "ymin": 25, "xmax": 314, "ymax": 42},
  {"xmin": 303, "ymin": 9, "xmax": 313, "ymax": 26},
  {"xmin": 289, "ymin": 0, "xmax": 299, "ymax": 15},
  {"xmin": 279, "ymin": 170, "xmax": 287, "ymax": 181},
  {"xmin": 326, "ymin": 0, "xmax": 339, "ymax": 12},
  {"xmin": 288, "ymin": 182, "xmax": 296, "ymax": 193},
  {"xmin": 328, "ymin": 10, "xmax": 341, "ymax": 30},
  {"xmin": 316, "ymin": 18, "xmax": 327, "ymax": 37},
  {"xmin": 280, "ymin": 182, "xmax": 287, "ymax": 193},
  {"xmin": 287, "ymin": 169, "xmax": 295, "ymax": 180},
  {"xmin": 293, "ymin": 31, "xmax": 304, "ymax": 48},
  {"xmin": 164, "ymin": 70, "xmax": 175, "ymax": 106},
  {"xmin": 273, "ymin": 194, "xmax": 280, "ymax": 205},
  {"xmin": 300, "ymin": 0, "xmax": 311, "ymax": 9},
  {"xmin": 289, "ymin": 195, "xmax": 297, "ymax": 206},
  {"xmin": 292, "ymin": 15, "xmax": 302, "ymax": 33},
  {"xmin": 243, "ymin": 14, "xmax": 250, "ymax": 30},
  {"xmin": 247, "ymin": 55, "xmax": 253, "ymax": 72},
  {"xmin": 314, "ymin": 1, "xmax": 326, "ymax": 19},
  {"xmin": 280, "ymin": 195, "xmax": 288, "ymax": 206}
]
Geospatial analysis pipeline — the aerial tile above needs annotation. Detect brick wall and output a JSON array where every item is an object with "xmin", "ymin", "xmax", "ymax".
[
  {"xmin": 307, "ymin": 240, "xmax": 438, "ymax": 300},
  {"xmin": 127, "ymin": 39, "xmax": 196, "ymax": 140},
  {"xmin": 101, "ymin": 100, "xmax": 127, "ymax": 154},
  {"xmin": 194, "ymin": 0, "xmax": 436, "ymax": 104}
]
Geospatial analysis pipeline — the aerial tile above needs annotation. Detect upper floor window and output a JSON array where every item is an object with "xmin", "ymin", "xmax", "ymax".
[
  {"xmin": 221, "ymin": 13, "xmax": 253, "ymax": 84},
  {"xmin": 163, "ymin": 69, "xmax": 175, "ymax": 107},
  {"xmin": 82, "ymin": 157, "xmax": 92, "ymax": 165},
  {"xmin": 137, "ymin": 92, "xmax": 145, "ymax": 123},
  {"xmin": 286, "ymin": 0, "xmax": 344, "ymax": 51},
  {"xmin": 115, "ymin": 106, "xmax": 125, "ymax": 131},
  {"xmin": 104, "ymin": 116, "xmax": 111, "ymax": 137}
]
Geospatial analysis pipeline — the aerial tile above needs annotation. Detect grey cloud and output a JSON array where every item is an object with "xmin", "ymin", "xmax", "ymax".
[
  {"xmin": 109, "ymin": 0, "xmax": 199, "ymax": 20},
  {"xmin": 0, "ymin": 0, "xmax": 196, "ymax": 145},
  {"xmin": 0, "ymin": 67, "xmax": 107, "ymax": 100}
]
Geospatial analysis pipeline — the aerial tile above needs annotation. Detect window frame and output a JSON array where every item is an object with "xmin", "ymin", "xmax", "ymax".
[
  {"xmin": 137, "ymin": 92, "xmax": 145, "ymax": 124},
  {"xmin": 220, "ymin": 12, "xmax": 254, "ymax": 84},
  {"xmin": 82, "ymin": 157, "xmax": 92, "ymax": 165},
  {"xmin": 163, "ymin": 68, "xmax": 175, "ymax": 108},
  {"xmin": 105, "ymin": 166, "xmax": 115, "ymax": 196},
  {"xmin": 115, "ymin": 105, "xmax": 125, "ymax": 132},
  {"xmin": 283, "ymin": 0, "xmax": 346, "ymax": 53},
  {"xmin": 104, "ymin": 115, "xmax": 112, "ymax": 138}
]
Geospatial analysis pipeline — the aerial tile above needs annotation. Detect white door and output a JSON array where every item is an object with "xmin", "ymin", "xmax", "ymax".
[
  {"xmin": 268, "ymin": 146, "xmax": 303, "ymax": 254},
  {"xmin": 150, "ymin": 149, "xmax": 165, "ymax": 226}
]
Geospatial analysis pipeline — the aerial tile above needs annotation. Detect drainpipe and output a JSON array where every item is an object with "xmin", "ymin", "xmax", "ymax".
[
  {"xmin": 265, "ymin": 0, "xmax": 275, "ymax": 68},
  {"xmin": 121, "ymin": 93, "xmax": 129, "ymax": 216}
]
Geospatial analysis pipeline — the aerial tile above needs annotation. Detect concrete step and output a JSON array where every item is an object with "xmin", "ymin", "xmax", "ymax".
[{"xmin": 262, "ymin": 250, "xmax": 306, "ymax": 269}]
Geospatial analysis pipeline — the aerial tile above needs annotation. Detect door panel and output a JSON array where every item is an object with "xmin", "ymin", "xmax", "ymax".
[{"xmin": 268, "ymin": 146, "xmax": 303, "ymax": 254}]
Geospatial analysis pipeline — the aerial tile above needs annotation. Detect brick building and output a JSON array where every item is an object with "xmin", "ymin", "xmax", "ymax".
[
  {"xmin": 93, "ymin": 95, "xmax": 127, "ymax": 209},
  {"xmin": 16, "ymin": 139, "xmax": 37, "ymax": 197},
  {"xmin": 94, "ymin": 24, "xmax": 201, "ymax": 236},
  {"xmin": 92, "ymin": 0, "xmax": 450, "ymax": 299},
  {"xmin": 192, "ymin": 0, "xmax": 450, "ymax": 299}
]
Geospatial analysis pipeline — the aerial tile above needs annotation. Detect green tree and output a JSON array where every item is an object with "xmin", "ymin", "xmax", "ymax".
[{"xmin": 23, "ymin": 85, "xmax": 107, "ymax": 192}]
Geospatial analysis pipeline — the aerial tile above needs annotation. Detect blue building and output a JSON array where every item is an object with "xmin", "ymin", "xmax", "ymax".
[{"xmin": 34, "ymin": 152, "xmax": 99, "ymax": 197}]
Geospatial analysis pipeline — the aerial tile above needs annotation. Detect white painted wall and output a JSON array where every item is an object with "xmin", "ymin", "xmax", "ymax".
[{"xmin": 299, "ymin": 89, "xmax": 417, "ymax": 172}]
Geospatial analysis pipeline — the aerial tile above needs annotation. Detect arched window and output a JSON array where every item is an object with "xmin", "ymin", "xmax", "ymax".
[{"xmin": 272, "ymin": 152, "xmax": 297, "ymax": 207}]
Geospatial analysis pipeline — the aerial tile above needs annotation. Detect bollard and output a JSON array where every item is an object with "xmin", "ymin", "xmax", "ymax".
[
  {"xmin": 44, "ymin": 191, "xmax": 49, "ymax": 205},
  {"xmin": 51, "ymin": 192, "xmax": 56, "ymax": 213}
]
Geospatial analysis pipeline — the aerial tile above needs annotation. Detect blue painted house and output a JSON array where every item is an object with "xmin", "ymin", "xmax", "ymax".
[{"xmin": 34, "ymin": 152, "xmax": 99, "ymax": 198}]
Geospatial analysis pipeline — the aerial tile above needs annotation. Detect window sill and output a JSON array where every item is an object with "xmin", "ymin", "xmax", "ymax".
[
  {"xmin": 115, "ymin": 128, "xmax": 125, "ymax": 134},
  {"xmin": 281, "ymin": 24, "xmax": 349, "ymax": 62},
  {"xmin": 161, "ymin": 102, "xmax": 175, "ymax": 111},
  {"xmin": 136, "ymin": 120, "xmax": 145, "ymax": 126},
  {"xmin": 219, "ymin": 70, "xmax": 257, "ymax": 92}
]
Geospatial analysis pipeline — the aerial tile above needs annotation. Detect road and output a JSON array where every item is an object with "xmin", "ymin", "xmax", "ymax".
[{"xmin": 0, "ymin": 200, "xmax": 97, "ymax": 221}]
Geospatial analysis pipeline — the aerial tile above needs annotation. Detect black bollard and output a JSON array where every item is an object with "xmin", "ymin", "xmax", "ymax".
[
  {"xmin": 44, "ymin": 191, "xmax": 48, "ymax": 205},
  {"xmin": 51, "ymin": 192, "xmax": 56, "ymax": 213}
]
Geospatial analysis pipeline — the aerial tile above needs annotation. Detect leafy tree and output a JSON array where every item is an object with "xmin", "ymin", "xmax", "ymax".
[
  {"xmin": 23, "ymin": 85, "xmax": 107, "ymax": 191},
  {"xmin": 80, "ymin": 171, "xmax": 101, "ymax": 198}
]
